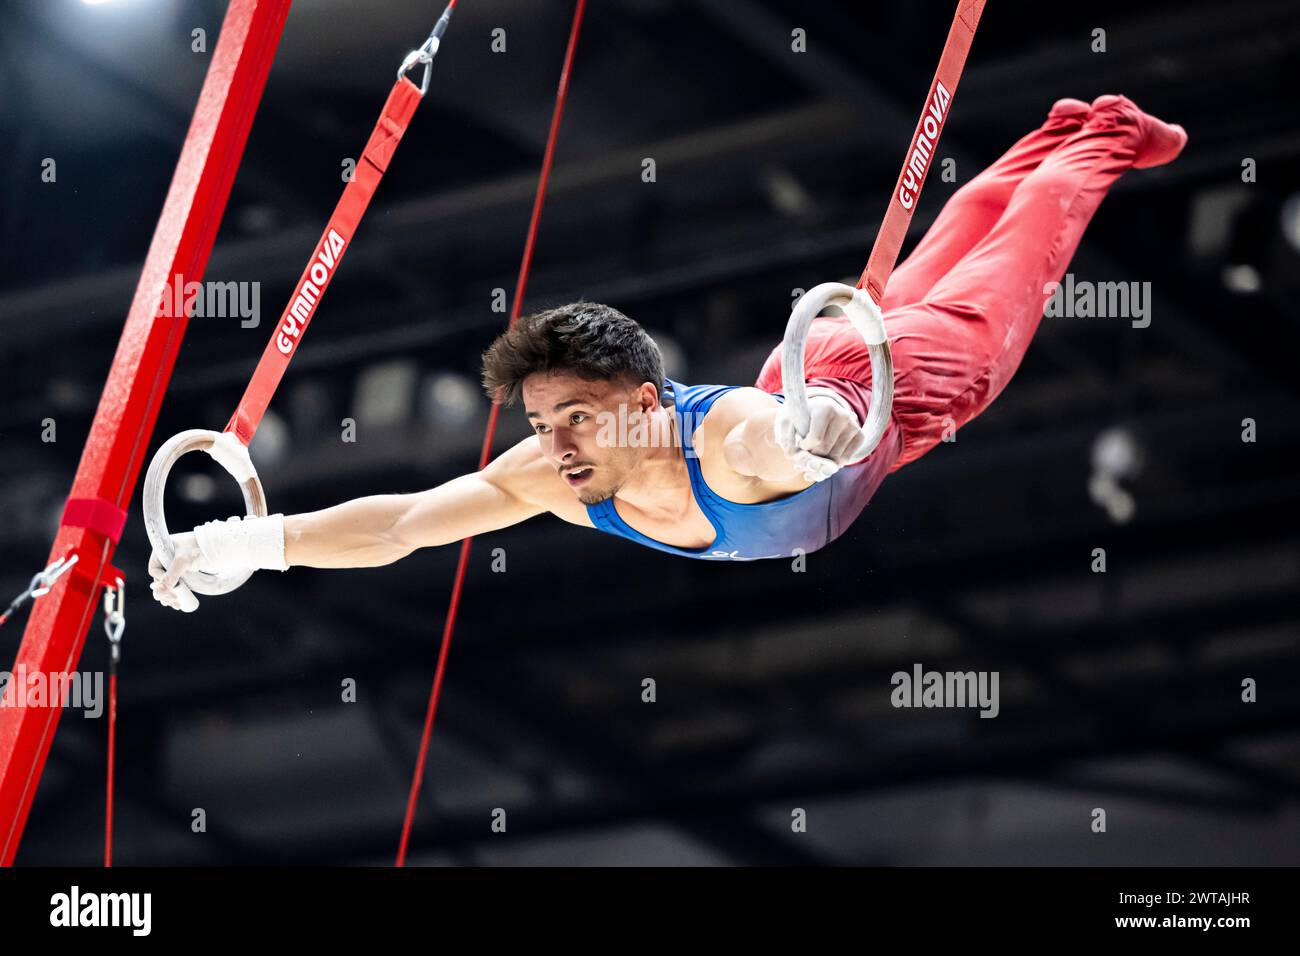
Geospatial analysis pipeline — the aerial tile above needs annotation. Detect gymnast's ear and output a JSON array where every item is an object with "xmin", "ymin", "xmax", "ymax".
[{"xmin": 636, "ymin": 380, "xmax": 660, "ymax": 411}]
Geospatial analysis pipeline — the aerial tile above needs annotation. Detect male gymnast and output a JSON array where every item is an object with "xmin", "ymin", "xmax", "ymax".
[{"xmin": 151, "ymin": 94, "xmax": 1186, "ymax": 607}]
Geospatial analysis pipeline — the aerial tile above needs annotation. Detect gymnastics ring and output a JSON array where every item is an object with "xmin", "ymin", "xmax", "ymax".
[
  {"xmin": 780, "ymin": 282, "xmax": 894, "ymax": 464},
  {"xmin": 142, "ymin": 429, "xmax": 268, "ymax": 596}
]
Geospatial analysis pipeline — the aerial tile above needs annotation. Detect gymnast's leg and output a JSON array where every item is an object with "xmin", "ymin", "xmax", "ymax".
[
  {"xmin": 881, "ymin": 97, "xmax": 1091, "ymax": 311},
  {"xmin": 885, "ymin": 94, "xmax": 1187, "ymax": 469},
  {"xmin": 746, "ymin": 98, "xmax": 1101, "ymax": 515},
  {"xmin": 754, "ymin": 98, "xmax": 1092, "ymax": 403}
]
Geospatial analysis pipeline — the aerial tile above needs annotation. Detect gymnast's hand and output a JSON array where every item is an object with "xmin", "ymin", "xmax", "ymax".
[
  {"xmin": 148, "ymin": 532, "xmax": 208, "ymax": 613},
  {"xmin": 150, "ymin": 515, "xmax": 290, "ymax": 611},
  {"xmin": 773, "ymin": 387, "xmax": 871, "ymax": 482}
]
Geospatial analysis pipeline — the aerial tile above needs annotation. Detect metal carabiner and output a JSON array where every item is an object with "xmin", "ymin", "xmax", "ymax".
[
  {"xmin": 0, "ymin": 553, "xmax": 79, "ymax": 627},
  {"xmin": 397, "ymin": 1, "xmax": 458, "ymax": 95},
  {"xmin": 103, "ymin": 577, "xmax": 125, "ymax": 663},
  {"xmin": 30, "ymin": 552, "xmax": 79, "ymax": 599}
]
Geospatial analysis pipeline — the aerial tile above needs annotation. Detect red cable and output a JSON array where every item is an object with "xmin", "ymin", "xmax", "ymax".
[
  {"xmin": 104, "ymin": 669, "xmax": 116, "ymax": 867},
  {"xmin": 395, "ymin": 0, "xmax": 587, "ymax": 867}
]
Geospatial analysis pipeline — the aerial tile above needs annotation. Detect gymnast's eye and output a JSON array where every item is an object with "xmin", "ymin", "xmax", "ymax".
[
  {"xmin": 570, "ymin": 412, "xmax": 587, "ymax": 425},
  {"xmin": 533, "ymin": 423, "xmax": 550, "ymax": 435}
]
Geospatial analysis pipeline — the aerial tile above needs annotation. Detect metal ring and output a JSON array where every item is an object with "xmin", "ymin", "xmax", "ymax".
[
  {"xmin": 779, "ymin": 281, "xmax": 894, "ymax": 463},
  {"xmin": 142, "ymin": 429, "xmax": 267, "ymax": 596}
]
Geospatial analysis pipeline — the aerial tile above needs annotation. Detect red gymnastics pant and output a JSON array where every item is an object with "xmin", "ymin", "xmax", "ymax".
[{"xmin": 755, "ymin": 96, "xmax": 1151, "ymax": 471}]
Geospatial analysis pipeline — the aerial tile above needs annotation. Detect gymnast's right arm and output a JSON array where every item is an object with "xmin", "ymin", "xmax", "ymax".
[{"xmin": 149, "ymin": 436, "xmax": 549, "ymax": 611}]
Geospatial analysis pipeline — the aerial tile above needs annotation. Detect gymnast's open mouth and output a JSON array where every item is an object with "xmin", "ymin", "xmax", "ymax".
[{"xmin": 564, "ymin": 466, "xmax": 594, "ymax": 486}]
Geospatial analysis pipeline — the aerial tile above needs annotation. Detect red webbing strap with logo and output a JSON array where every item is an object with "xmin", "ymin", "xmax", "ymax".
[
  {"xmin": 225, "ymin": 77, "xmax": 423, "ymax": 445},
  {"xmin": 858, "ymin": 0, "xmax": 985, "ymax": 304}
]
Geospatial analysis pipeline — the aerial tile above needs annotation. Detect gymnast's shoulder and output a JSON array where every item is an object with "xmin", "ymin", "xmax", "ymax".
[{"xmin": 697, "ymin": 387, "xmax": 809, "ymax": 497}]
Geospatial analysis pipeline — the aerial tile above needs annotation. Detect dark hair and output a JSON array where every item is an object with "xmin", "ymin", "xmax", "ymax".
[{"xmin": 480, "ymin": 301, "xmax": 670, "ymax": 407}]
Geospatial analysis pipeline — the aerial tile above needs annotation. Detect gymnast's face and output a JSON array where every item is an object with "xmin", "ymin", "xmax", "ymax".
[{"xmin": 523, "ymin": 371, "xmax": 658, "ymax": 505}]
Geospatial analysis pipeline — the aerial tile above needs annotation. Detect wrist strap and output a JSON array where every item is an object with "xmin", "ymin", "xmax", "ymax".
[{"xmin": 194, "ymin": 514, "xmax": 288, "ymax": 573}]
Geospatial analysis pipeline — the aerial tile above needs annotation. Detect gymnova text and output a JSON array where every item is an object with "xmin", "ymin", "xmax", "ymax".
[
  {"xmin": 898, "ymin": 79, "xmax": 951, "ymax": 210},
  {"xmin": 1044, "ymin": 273, "xmax": 1151, "ymax": 328},
  {"xmin": 50, "ymin": 886, "xmax": 151, "ymax": 936},
  {"xmin": 595, "ymin": 404, "xmax": 706, "ymax": 458},
  {"xmin": 0, "ymin": 666, "xmax": 103, "ymax": 718},
  {"xmin": 153, "ymin": 273, "xmax": 261, "ymax": 328},
  {"xmin": 891, "ymin": 663, "xmax": 999, "ymax": 718}
]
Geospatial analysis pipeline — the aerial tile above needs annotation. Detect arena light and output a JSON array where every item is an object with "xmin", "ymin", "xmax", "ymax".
[
  {"xmin": 1280, "ymin": 194, "xmax": 1300, "ymax": 254},
  {"xmin": 1089, "ymin": 426, "xmax": 1144, "ymax": 525},
  {"xmin": 1222, "ymin": 264, "xmax": 1263, "ymax": 294},
  {"xmin": 421, "ymin": 371, "xmax": 479, "ymax": 429}
]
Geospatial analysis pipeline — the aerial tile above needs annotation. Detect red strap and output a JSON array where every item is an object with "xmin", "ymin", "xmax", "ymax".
[
  {"xmin": 225, "ymin": 77, "xmax": 424, "ymax": 445},
  {"xmin": 858, "ymin": 0, "xmax": 985, "ymax": 303},
  {"xmin": 60, "ymin": 497, "xmax": 128, "ymax": 543}
]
